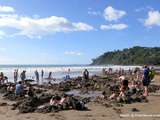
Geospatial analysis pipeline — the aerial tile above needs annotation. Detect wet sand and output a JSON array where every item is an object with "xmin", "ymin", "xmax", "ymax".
[{"xmin": 0, "ymin": 75, "xmax": 160, "ymax": 120}]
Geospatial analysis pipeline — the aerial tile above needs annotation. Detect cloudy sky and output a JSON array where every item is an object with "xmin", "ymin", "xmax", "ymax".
[{"xmin": 0, "ymin": 0, "xmax": 159, "ymax": 64}]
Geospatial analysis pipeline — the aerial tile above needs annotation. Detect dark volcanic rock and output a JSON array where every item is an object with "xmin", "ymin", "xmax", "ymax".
[
  {"xmin": 18, "ymin": 97, "xmax": 39, "ymax": 113},
  {"xmin": 0, "ymin": 84, "xmax": 7, "ymax": 93}
]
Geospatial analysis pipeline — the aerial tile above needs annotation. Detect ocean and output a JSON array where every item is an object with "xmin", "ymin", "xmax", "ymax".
[{"xmin": 0, "ymin": 64, "xmax": 141, "ymax": 83}]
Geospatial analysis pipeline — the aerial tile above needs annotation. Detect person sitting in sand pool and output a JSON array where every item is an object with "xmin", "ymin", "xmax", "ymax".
[
  {"xmin": 15, "ymin": 81, "xmax": 24, "ymax": 96},
  {"xmin": 49, "ymin": 94, "xmax": 71, "ymax": 111},
  {"xmin": 128, "ymin": 81, "xmax": 139, "ymax": 95},
  {"xmin": 26, "ymin": 84, "xmax": 34, "ymax": 97},
  {"xmin": 59, "ymin": 94, "xmax": 69, "ymax": 105},
  {"xmin": 119, "ymin": 78, "xmax": 129, "ymax": 98},
  {"xmin": 109, "ymin": 76, "xmax": 128, "ymax": 100},
  {"xmin": 109, "ymin": 90, "xmax": 118, "ymax": 100},
  {"xmin": 50, "ymin": 94, "xmax": 68, "ymax": 106},
  {"xmin": 4, "ymin": 83, "xmax": 15, "ymax": 97},
  {"xmin": 50, "ymin": 95, "xmax": 61, "ymax": 106},
  {"xmin": 7, "ymin": 83, "xmax": 15, "ymax": 93},
  {"xmin": 142, "ymin": 65, "xmax": 151, "ymax": 97},
  {"xmin": 119, "ymin": 75, "xmax": 125, "ymax": 82}
]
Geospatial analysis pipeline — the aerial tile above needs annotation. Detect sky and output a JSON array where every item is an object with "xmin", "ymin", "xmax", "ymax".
[{"xmin": 0, "ymin": 0, "xmax": 160, "ymax": 64}]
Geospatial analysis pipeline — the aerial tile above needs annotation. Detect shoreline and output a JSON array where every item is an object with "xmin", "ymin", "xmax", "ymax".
[{"xmin": 0, "ymin": 64, "xmax": 142, "ymax": 83}]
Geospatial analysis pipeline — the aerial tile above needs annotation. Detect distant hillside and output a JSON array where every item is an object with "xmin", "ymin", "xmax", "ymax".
[{"xmin": 91, "ymin": 46, "xmax": 160, "ymax": 65}]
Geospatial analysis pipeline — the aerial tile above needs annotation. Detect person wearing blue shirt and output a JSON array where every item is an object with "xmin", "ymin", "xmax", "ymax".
[{"xmin": 15, "ymin": 81, "xmax": 24, "ymax": 96}]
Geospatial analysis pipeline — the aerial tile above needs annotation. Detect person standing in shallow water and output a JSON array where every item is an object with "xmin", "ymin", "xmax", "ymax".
[
  {"xmin": 142, "ymin": 65, "xmax": 150, "ymax": 97},
  {"xmin": 41, "ymin": 69, "xmax": 44, "ymax": 79},
  {"xmin": 34, "ymin": 70, "xmax": 39, "ymax": 84},
  {"xmin": 20, "ymin": 70, "xmax": 26, "ymax": 81},
  {"xmin": 14, "ymin": 69, "xmax": 18, "ymax": 83},
  {"xmin": 83, "ymin": 69, "xmax": 89, "ymax": 81},
  {"xmin": 48, "ymin": 72, "xmax": 52, "ymax": 79},
  {"xmin": 0, "ymin": 72, "xmax": 4, "ymax": 84},
  {"xmin": 65, "ymin": 68, "xmax": 71, "ymax": 80}
]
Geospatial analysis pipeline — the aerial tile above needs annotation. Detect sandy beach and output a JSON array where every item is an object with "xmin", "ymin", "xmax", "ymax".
[
  {"xmin": 0, "ymin": 94, "xmax": 160, "ymax": 120},
  {"xmin": 0, "ymin": 75, "xmax": 159, "ymax": 120}
]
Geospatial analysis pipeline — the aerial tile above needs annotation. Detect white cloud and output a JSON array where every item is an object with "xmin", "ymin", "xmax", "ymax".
[
  {"xmin": 64, "ymin": 51, "xmax": 83, "ymax": 56},
  {"xmin": 144, "ymin": 10, "xmax": 160, "ymax": 26},
  {"xmin": 73, "ymin": 22, "xmax": 94, "ymax": 31},
  {"xmin": 103, "ymin": 6, "xmax": 126, "ymax": 21},
  {"xmin": 0, "ymin": 6, "xmax": 15, "ymax": 13},
  {"xmin": 0, "ymin": 14, "xmax": 94, "ymax": 38},
  {"xmin": 100, "ymin": 23, "xmax": 128, "ymax": 30}
]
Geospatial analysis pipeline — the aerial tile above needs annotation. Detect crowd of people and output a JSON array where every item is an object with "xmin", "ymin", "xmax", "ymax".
[
  {"xmin": 102, "ymin": 65, "xmax": 156, "ymax": 101},
  {"xmin": 0, "ymin": 68, "xmax": 89, "ymax": 96},
  {"xmin": 3, "ymin": 81, "xmax": 34, "ymax": 100},
  {"xmin": 0, "ymin": 65, "xmax": 157, "ymax": 114},
  {"xmin": 0, "ymin": 66, "xmax": 156, "ymax": 102},
  {"xmin": 13, "ymin": 69, "xmax": 55, "ymax": 84}
]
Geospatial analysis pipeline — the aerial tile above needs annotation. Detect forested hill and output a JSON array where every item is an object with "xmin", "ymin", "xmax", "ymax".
[{"xmin": 91, "ymin": 46, "xmax": 160, "ymax": 65}]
